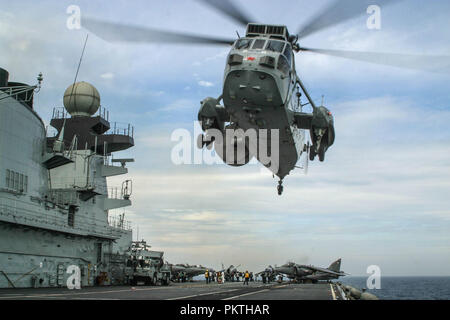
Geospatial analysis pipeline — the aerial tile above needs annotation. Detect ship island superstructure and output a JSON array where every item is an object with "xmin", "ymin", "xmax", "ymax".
[{"xmin": 0, "ymin": 67, "xmax": 167, "ymax": 288}]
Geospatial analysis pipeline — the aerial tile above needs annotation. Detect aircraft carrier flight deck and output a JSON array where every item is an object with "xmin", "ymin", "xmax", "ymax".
[{"xmin": 0, "ymin": 282, "xmax": 343, "ymax": 300}]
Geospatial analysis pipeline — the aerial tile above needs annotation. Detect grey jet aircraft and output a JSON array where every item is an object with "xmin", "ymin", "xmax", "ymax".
[
  {"xmin": 168, "ymin": 263, "xmax": 212, "ymax": 282},
  {"xmin": 272, "ymin": 258, "xmax": 347, "ymax": 283}
]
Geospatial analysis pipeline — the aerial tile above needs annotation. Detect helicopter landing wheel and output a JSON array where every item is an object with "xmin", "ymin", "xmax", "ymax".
[
  {"xmin": 277, "ymin": 180, "xmax": 283, "ymax": 195},
  {"xmin": 319, "ymin": 151, "xmax": 325, "ymax": 162},
  {"xmin": 205, "ymin": 136, "xmax": 215, "ymax": 150},
  {"xmin": 309, "ymin": 147, "xmax": 316, "ymax": 161},
  {"xmin": 318, "ymin": 145, "xmax": 325, "ymax": 162},
  {"xmin": 197, "ymin": 133, "xmax": 215, "ymax": 150}
]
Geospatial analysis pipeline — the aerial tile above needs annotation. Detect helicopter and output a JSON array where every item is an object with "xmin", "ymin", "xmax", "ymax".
[{"xmin": 82, "ymin": 0, "xmax": 450, "ymax": 195}]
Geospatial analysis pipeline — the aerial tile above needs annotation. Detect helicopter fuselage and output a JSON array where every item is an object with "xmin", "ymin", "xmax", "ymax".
[
  {"xmin": 197, "ymin": 24, "xmax": 334, "ymax": 194},
  {"xmin": 221, "ymin": 35, "xmax": 305, "ymax": 180}
]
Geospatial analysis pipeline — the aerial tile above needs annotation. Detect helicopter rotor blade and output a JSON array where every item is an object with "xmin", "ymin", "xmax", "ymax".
[
  {"xmin": 297, "ymin": 0, "xmax": 403, "ymax": 40},
  {"xmin": 197, "ymin": 0, "xmax": 253, "ymax": 26},
  {"xmin": 83, "ymin": 18, "xmax": 235, "ymax": 45},
  {"xmin": 298, "ymin": 47, "xmax": 450, "ymax": 74}
]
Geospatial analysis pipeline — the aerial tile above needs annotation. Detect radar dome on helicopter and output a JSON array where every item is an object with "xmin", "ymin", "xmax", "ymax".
[{"xmin": 63, "ymin": 81, "xmax": 100, "ymax": 117}]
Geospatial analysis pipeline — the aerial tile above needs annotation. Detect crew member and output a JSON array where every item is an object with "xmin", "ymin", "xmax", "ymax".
[
  {"xmin": 205, "ymin": 269, "xmax": 210, "ymax": 284},
  {"xmin": 244, "ymin": 270, "xmax": 250, "ymax": 285}
]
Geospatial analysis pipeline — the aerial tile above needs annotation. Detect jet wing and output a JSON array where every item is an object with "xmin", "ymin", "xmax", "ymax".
[
  {"xmin": 302, "ymin": 265, "xmax": 343, "ymax": 276},
  {"xmin": 255, "ymin": 269, "xmax": 279, "ymax": 276}
]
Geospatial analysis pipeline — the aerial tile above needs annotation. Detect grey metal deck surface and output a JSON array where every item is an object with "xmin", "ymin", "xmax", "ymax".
[{"xmin": 0, "ymin": 281, "xmax": 336, "ymax": 300}]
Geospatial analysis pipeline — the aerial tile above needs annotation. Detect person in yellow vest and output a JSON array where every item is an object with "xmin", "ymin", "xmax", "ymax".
[
  {"xmin": 244, "ymin": 270, "xmax": 250, "ymax": 285},
  {"xmin": 205, "ymin": 269, "xmax": 210, "ymax": 284}
]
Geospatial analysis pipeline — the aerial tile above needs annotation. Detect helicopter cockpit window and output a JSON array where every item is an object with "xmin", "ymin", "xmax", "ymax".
[
  {"xmin": 277, "ymin": 55, "xmax": 290, "ymax": 75},
  {"xmin": 266, "ymin": 40, "xmax": 285, "ymax": 53},
  {"xmin": 283, "ymin": 44, "xmax": 292, "ymax": 65},
  {"xmin": 234, "ymin": 38, "xmax": 253, "ymax": 50},
  {"xmin": 252, "ymin": 39, "xmax": 266, "ymax": 50}
]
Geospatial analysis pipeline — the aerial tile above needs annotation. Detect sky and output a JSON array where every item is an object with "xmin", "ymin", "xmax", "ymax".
[{"xmin": 1, "ymin": 0, "xmax": 450, "ymax": 276}]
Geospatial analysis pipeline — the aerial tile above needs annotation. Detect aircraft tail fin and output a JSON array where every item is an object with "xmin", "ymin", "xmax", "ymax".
[{"xmin": 328, "ymin": 258, "xmax": 341, "ymax": 272}]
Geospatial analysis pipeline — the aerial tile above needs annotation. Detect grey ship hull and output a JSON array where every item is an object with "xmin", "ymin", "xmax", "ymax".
[
  {"xmin": 0, "ymin": 221, "xmax": 130, "ymax": 288},
  {"xmin": 0, "ymin": 72, "xmax": 136, "ymax": 289}
]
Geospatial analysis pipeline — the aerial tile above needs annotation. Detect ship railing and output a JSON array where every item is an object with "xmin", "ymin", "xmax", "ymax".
[
  {"xmin": 50, "ymin": 106, "xmax": 110, "ymax": 121},
  {"xmin": 51, "ymin": 107, "xmax": 69, "ymax": 119},
  {"xmin": 103, "ymin": 156, "xmax": 129, "ymax": 167},
  {"xmin": 47, "ymin": 189, "xmax": 80, "ymax": 207},
  {"xmin": 0, "ymin": 85, "xmax": 36, "ymax": 103},
  {"xmin": 97, "ymin": 106, "xmax": 109, "ymax": 121},
  {"xmin": 108, "ymin": 214, "xmax": 132, "ymax": 231},
  {"xmin": 45, "ymin": 133, "xmax": 78, "ymax": 162},
  {"xmin": 103, "ymin": 155, "xmax": 134, "ymax": 168},
  {"xmin": 50, "ymin": 177, "xmax": 96, "ymax": 191},
  {"xmin": 107, "ymin": 182, "xmax": 132, "ymax": 200},
  {"xmin": 103, "ymin": 154, "xmax": 121, "ymax": 167},
  {"xmin": 107, "ymin": 122, "xmax": 134, "ymax": 139},
  {"xmin": 108, "ymin": 187, "xmax": 121, "ymax": 199},
  {"xmin": 0, "ymin": 198, "xmax": 120, "ymax": 237}
]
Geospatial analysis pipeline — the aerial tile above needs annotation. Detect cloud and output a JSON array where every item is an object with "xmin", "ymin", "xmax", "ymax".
[
  {"xmin": 198, "ymin": 80, "xmax": 214, "ymax": 87},
  {"xmin": 106, "ymin": 94, "xmax": 450, "ymax": 274},
  {"xmin": 100, "ymin": 72, "xmax": 114, "ymax": 79},
  {"xmin": 155, "ymin": 99, "xmax": 196, "ymax": 112},
  {"xmin": 2, "ymin": 0, "xmax": 450, "ymax": 275}
]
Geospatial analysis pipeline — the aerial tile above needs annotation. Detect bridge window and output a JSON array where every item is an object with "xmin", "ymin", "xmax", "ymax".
[
  {"xmin": 252, "ymin": 39, "xmax": 266, "ymax": 50},
  {"xmin": 97, "ymin": 243, "xmax": 102, "ymax": 263},
  {"xmin": 68, "ymin": 205, "xmax": 76, "ymax": 227},
  {"xmin": 5, "ymin": 170, "xmax": 11, "ymax": 188},
  {"xmin": 14, "ymin": 172, "xmax": 19, "ymax": 190},
  {"xmin": 234, "ymin": 38, "xmax": 253, "ymax": 50},
  {"xmin": 266, "ymin": 40, "xmax": 285, "ymax": 53},
  {"xmin": 5, "ymin": 169, "xmax": 28, "ymax": 193}
]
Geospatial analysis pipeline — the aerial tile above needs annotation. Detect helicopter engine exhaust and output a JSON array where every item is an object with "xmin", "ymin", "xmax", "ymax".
[{"xmin": 198, "ymin": 97, "xmax": 227, "ymax": 132}]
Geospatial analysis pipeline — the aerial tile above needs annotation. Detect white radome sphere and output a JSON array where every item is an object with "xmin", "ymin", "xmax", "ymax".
[{"xmin": 63, "ymin": 81, "xmax": 100, "ymax": 117}]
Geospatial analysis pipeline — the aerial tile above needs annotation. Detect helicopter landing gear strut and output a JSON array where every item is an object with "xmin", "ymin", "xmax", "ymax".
[
  {"xmin": 277, "ymin": 180, "xmax": 284, "ymax": 196},
  {"xmin": 197, "ymin": 133, "xmax": 214, "ymax": 150}
]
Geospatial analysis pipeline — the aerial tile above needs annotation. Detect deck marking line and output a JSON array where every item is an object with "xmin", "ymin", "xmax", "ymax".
[
  {"xmin": 330, "ymin": 284, "xmax": 337, "ymax": 300},
  {"xmin": 166, "ymin": 289, "xmax": 239, "ymax": 300},
  {"xmin": 222, "ymin": 289, "xmax": 270, "ymax": 300}
]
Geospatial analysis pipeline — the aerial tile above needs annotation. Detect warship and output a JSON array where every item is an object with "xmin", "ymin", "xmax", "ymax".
[
  {"xmin": 0, "ymin": 67, "xmax": 376, "ymax": 300},
  {"xmin": 0, "ymin": 67, "xmax": 170, "ymax": 288}
]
